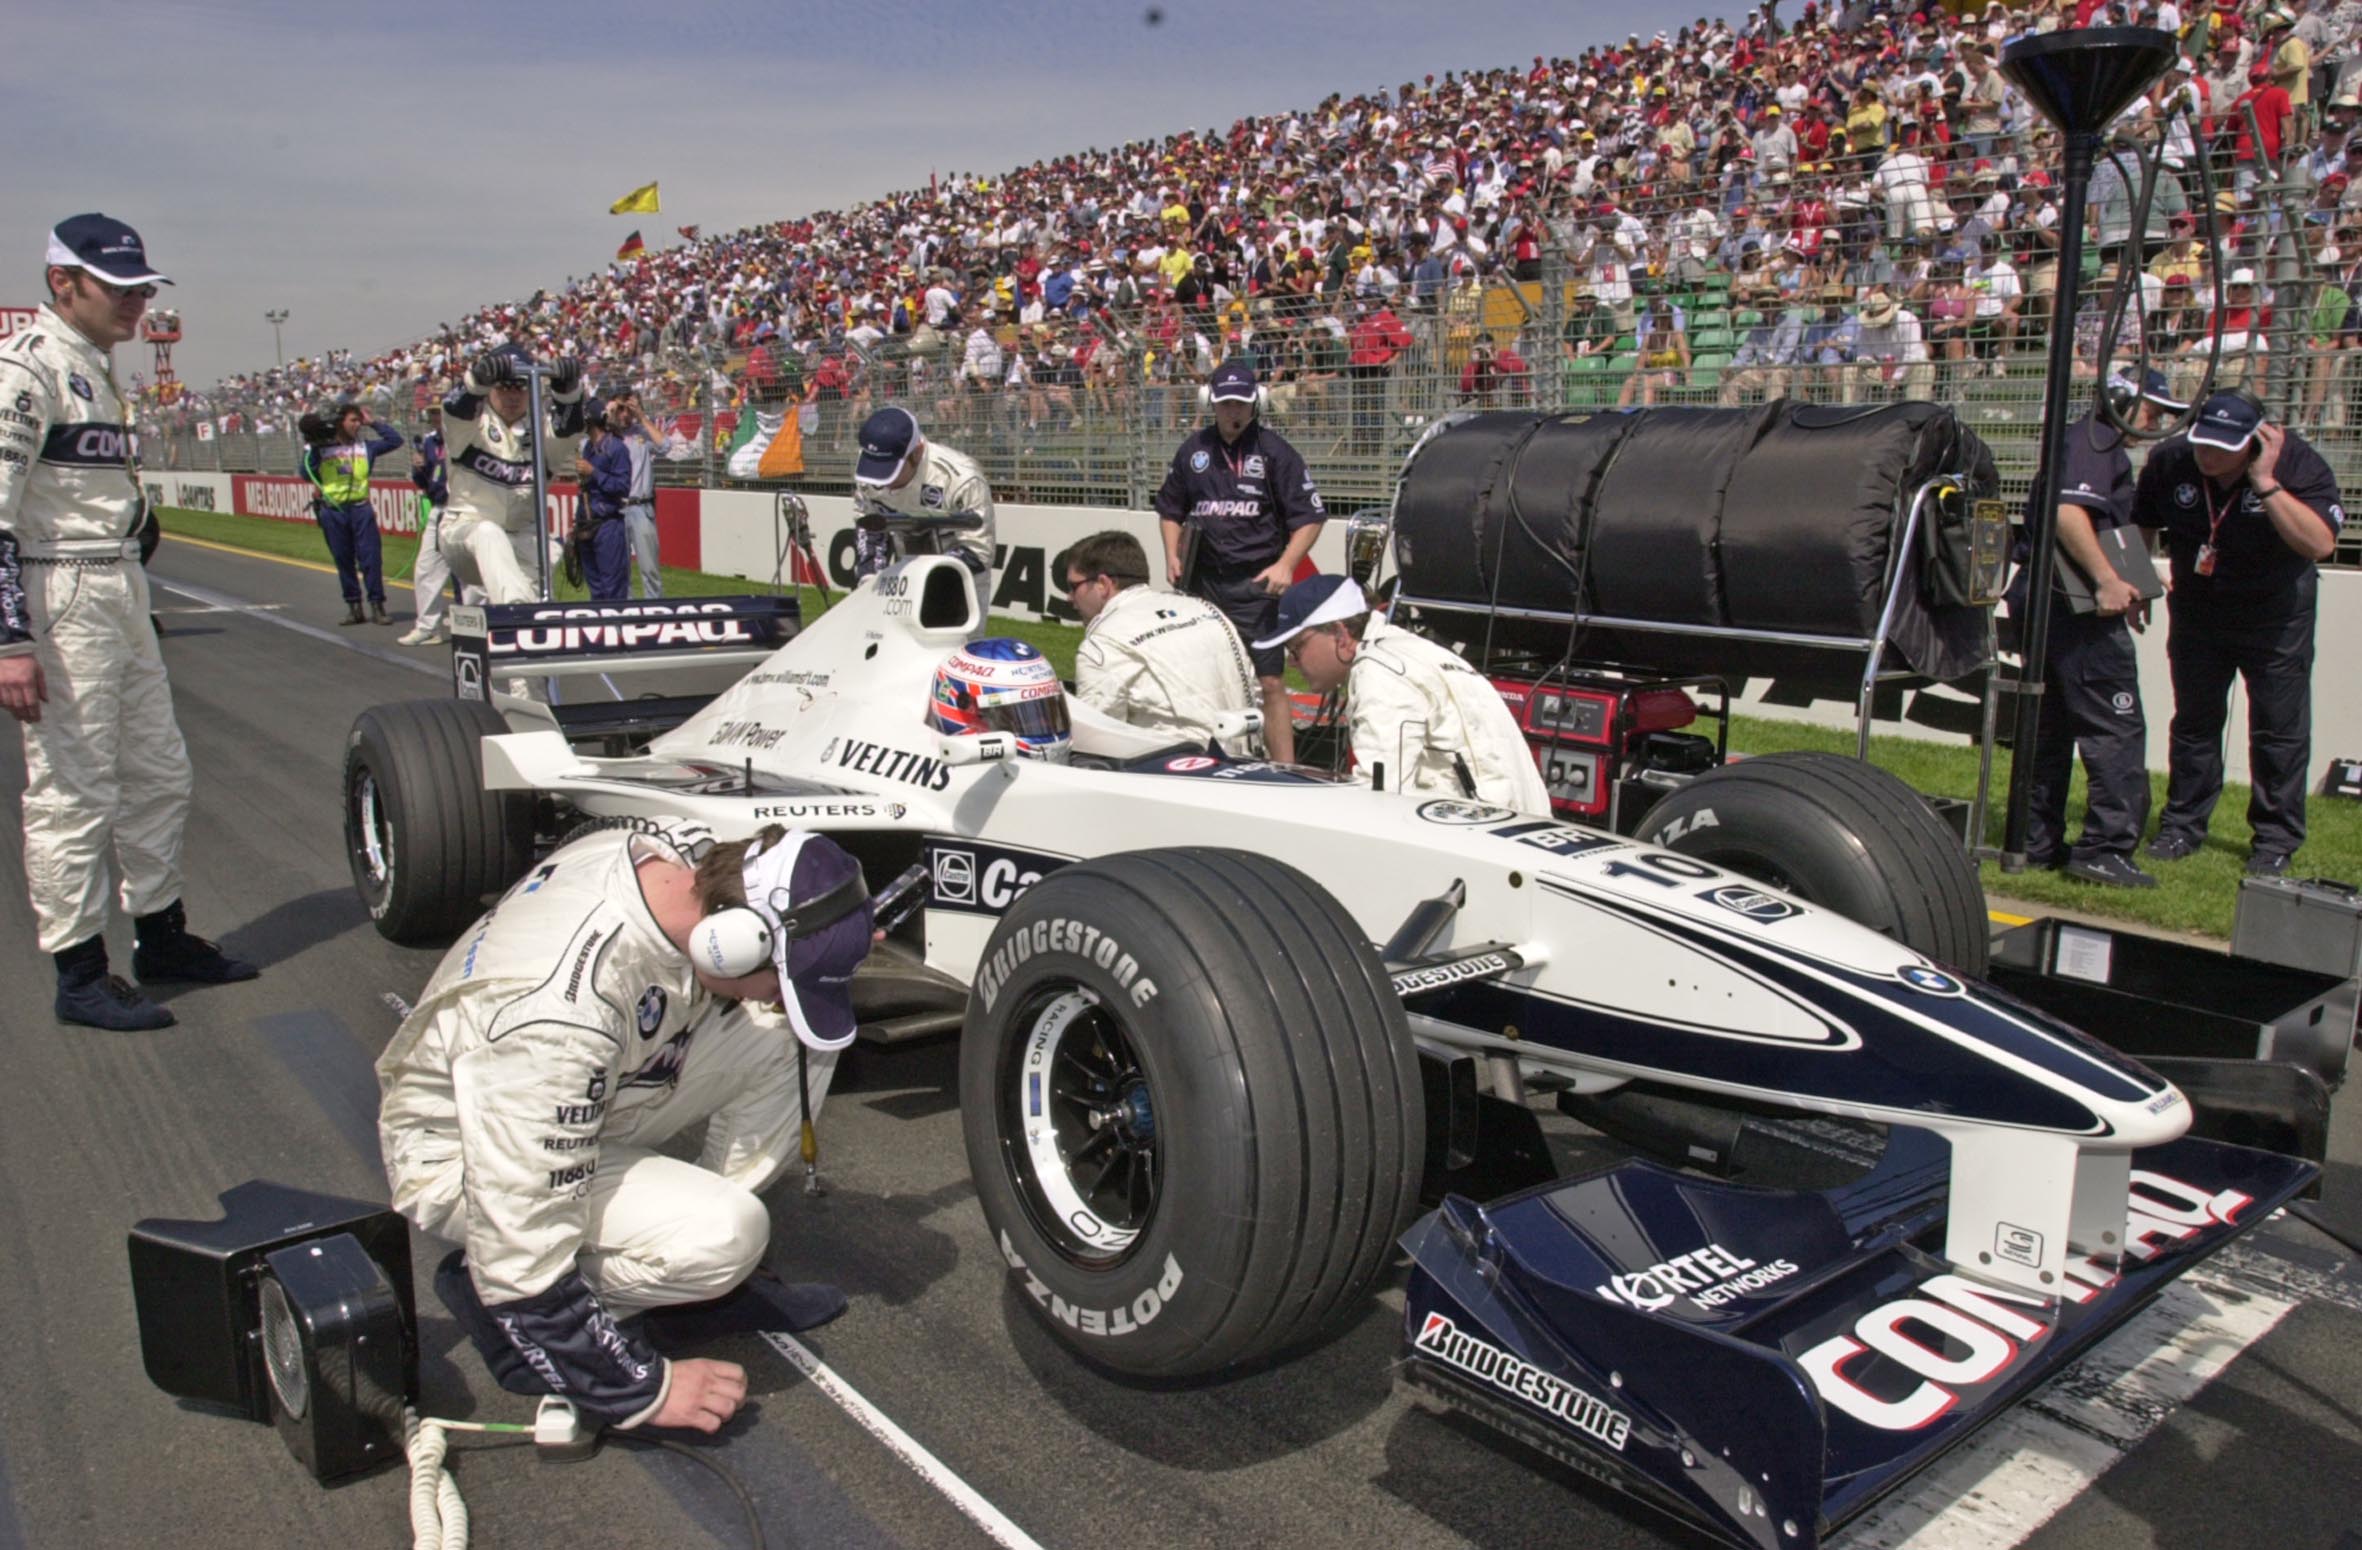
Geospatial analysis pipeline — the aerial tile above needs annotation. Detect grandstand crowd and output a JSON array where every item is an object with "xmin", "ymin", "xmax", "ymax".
[{"xmin": 147, "ymin": 0, "xmax": 2362, "ymax": 461}]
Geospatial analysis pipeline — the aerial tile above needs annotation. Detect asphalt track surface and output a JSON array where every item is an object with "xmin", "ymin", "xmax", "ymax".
[{"xmin": 0, "ymin": 535, "xmax": 2357, "ymax": 1550}]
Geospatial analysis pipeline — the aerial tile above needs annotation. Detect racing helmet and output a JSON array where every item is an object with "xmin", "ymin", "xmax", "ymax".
[{"xmin": 926, "ymin": 638, "xmax": 1071, "ymax": 763}]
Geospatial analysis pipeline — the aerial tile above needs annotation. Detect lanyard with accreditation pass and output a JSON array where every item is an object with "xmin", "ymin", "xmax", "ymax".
[{"xmin": 2195, "ymin": 474, "xmax": 2249, "ymax": 578}]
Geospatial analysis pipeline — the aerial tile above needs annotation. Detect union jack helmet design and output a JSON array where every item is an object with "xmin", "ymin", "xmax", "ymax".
[{"xmin": 926, "ymin": 638, "xmax": 1071, "ymax": 762}]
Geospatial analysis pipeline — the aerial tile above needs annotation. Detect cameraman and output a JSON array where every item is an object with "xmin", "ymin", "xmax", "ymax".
[
  {"xmin": 300, "ymin": 400, "xmax": 402, "ymax": 625},
  {"xmin": 438, "ymin": 344, "xmax": 585, "ymax": 604}
]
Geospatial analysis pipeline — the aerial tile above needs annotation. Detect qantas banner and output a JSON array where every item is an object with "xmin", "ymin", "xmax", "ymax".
[{"xmin": 0, "ymin": 307, "xmax": 39, "ymax": 344}]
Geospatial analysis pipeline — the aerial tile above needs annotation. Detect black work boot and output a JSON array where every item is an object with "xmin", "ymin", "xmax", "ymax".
[
  {"xmin": 371, "ymin": 601, "xmax": 393, "ymax": 625},
  {"xmin": 133, "ymin": 900, "xmax": 260, "ymax": 984},
  {"xmin": 339, "ymin": 601, "xmax": 366, "ymax": 626},
  {"xmin": 641, "ymin": 1267, "xmax": 847, "ymax": 1348},
  {"xmin": 54, "ymin": 938, "xmax": 175, "ymax": 1031}
]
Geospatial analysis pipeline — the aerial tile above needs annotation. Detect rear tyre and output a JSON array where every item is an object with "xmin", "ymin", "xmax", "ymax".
[
  {"xmin": 1635, "ymin": 750, "xmax": 1989, "ymax": 974},
  {"xmin": 345, "ymin": 699, "xmax": 533, "ymax": 943},
  {"xmin": 960, "ymin": 848, "xmax": 1422, "ymax": 1378}
]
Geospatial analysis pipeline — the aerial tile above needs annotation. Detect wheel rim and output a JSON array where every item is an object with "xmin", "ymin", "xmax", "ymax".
[
  {"xmin": 349, "ymin": 766, "xmax": 394, "ymax": 895},
  {"xmin": 1001, "ymin": 985, "xmax": 1160, "ymax": 1268}
]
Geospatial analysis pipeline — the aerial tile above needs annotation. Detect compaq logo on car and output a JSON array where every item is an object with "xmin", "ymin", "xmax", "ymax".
[
  {"xmin": 1413, "ymin": 1313, "xmax": 1631, "ymax": 1452},
  {"xmin": 1798, "ymin": 1169, "xmax": 2252, "ymax": 1431}
]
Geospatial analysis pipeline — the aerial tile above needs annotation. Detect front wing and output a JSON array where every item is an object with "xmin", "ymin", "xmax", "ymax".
[{"xmin": 1398, "ymin": 1127, "xmax": 2316, "ymax": 1550}]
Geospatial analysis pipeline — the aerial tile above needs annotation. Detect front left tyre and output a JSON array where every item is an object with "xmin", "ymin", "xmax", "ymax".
[
  {"xmin": 959, "ymin": 848, "xmax": 1423, "ymax": 1378},
  {"xmin": 344, "ymin": 699, "xmax": 532, "ymax": 942}
]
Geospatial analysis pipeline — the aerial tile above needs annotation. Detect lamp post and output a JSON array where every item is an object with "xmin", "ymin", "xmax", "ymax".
[
  {"xmin": 265, "ymin": 309, "xmax": 289, "ymax": 367},
  {"xmin": 1994, "ymin": 27, "xmax": 2177, "ymax": 871}
]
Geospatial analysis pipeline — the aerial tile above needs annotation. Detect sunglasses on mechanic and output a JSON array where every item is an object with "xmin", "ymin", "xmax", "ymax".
[{"xmin": 75, "ymin": 272, "xmax": 159, "ymax": 301}]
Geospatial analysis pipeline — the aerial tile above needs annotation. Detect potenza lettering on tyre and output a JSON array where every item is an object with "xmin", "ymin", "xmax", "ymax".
[{"xmin": 999, "ymin": 1230, "xmax": 1183, "ymax": 1337}]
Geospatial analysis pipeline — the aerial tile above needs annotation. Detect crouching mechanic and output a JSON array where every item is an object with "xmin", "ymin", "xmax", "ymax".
[
  {"xmin": 1066, "ymin": 529, "xmax": 1260, "ymax": 750},
  {"xmin": 376, "ymin": 820, "xmax": 877, "ymax": 1431},
  {"xmin": 850, "ymin": 405, "xmax": 996, "ymax": 591},
  {"xmin": 1256, "ymin": 575, "xmax": 1550, "ymax": 813},
  {"xmin": 438, "ymin": 344, "xmax": 585, "ymax": 604}
]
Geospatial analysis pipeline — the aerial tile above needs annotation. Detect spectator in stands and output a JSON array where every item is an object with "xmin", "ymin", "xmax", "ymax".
[
  {"xmin": 1719, "ymin": 284, "xmax": 1803, "ymax": 404},
  {"xmin": 1458, "ymin": 334, "xmax": 1531, "ymax": 406},
  {"xmin": 1618, "ymin": 296, "xmax": 1690, "ymax": 407},
  {"xmin": 1346, "ymin": 297, "xmax": 1413, "ymax": 453},
  {"xmin": 1802, "ymin": 284, "xmax": 1861, "ymax": 394},
  {"xmin": 1967, "ymin": 246, "xmax": 2026, "ymax": 374},
  {"xmin": 1847, "ymin": 289, "xmax": 1934, "ymax": 401}
]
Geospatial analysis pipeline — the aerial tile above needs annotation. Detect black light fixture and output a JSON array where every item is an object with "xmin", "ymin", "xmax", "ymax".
[
  {"xmin": 1996, "ymin": 27, "xmax": 2179, "ymax": 869},
  {"xmin": 129, "ymin": 1180, "xmax": 418, "ymax": 1481}
]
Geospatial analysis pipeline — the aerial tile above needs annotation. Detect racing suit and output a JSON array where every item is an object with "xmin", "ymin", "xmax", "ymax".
[
  {"xmin": 1073, "ymin": 582, "xmax": 1259, "ymax": 748},
  {"xmin": 435, "ymin": 379, "xmax": 584, "ymax": 604},
  {"xmin": 376, "ymin": 823, "xmax": 837, "ymax": 1426},
  {"xmin": 406, "ymin": 429, "xmax": 470, "ymax": 637},
  {"xmin": 0, "ymin": 304, "xmax": 194, "ymax": 954},
  {"xmin": 1347, "ymin": 615, "xmax": 1551, "ymax": 814},
  {"xmin": 852, "ymin": 440, "xmax": 996, "ymax": 592}
]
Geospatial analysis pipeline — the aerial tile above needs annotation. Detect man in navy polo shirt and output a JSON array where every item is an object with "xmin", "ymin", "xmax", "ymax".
[
  {"xmin": 2131, "ymin": 389, "xmax": 2343, "ymax": 876},
  {"xmin": 1153, "ymin": 361, "xmax": 1326, "ymax": 763}
]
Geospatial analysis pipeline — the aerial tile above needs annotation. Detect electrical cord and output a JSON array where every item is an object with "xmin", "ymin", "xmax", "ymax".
[
  {"xmin": 611, "ymin": 1434, "xmax": 770, "ymax": 1550},
  {"xmin": 2091, "ymin": 96, "xmax": 2234, "ymax": 442}
]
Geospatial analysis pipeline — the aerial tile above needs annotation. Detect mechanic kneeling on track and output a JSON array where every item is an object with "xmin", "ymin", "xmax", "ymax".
[
  {"xmin": 438, "ymin": 342, "xmax": 586, "ymax": 605},
  {"xmin": 1067, "ymin": 529, "xmax": 1260, "ymax": 751},
  {"xmin": 376, "ymin": 819, "xmax": 877, "ymax": 1432},
  {"xmin": 1257, "ymin": 574, "xmax": 1550, "ymax": 813}
]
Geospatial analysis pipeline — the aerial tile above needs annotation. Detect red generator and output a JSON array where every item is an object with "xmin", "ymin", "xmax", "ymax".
[{"xmin": 1486, "ymin": 666, "xmax": 1726, "ymax": 833}]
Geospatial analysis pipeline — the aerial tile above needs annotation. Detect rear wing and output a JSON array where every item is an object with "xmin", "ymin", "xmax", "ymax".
[
  {"xmin": 1399, "ymin": 1128, "xmax": 2315, "ymax": 1550},
  {"xmin": 450, "ymin": 596, "xmax": 799, "ymax": 739}
]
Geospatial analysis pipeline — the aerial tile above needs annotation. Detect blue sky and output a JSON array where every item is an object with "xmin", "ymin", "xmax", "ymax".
[{"xmin": 3, "ymin": 0, "xmax": 1715, "ymax": 384}]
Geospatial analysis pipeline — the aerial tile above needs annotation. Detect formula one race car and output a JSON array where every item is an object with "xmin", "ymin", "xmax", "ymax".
[{"xmin": 341, "ymin": 549, "xmax": 2315, "ymax": 1550}]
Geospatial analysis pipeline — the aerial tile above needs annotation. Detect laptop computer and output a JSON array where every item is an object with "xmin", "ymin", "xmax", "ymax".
[{"xmin": 2055, "ymin": 524, "xmax": 2164, "ymax": 614}]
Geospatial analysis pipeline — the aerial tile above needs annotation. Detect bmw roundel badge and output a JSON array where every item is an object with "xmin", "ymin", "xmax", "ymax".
[{"xmin": 1898, "ymin": 964, "xmax": 1963, "ymax": 996}]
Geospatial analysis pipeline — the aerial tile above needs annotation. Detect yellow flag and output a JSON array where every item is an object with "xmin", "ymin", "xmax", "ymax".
[{"xmin": 608, "ymin": 182, "xmax": 660, "ymax": 215}]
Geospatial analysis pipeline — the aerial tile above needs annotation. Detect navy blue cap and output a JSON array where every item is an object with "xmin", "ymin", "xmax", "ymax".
[
  {"xmin": 855, "ymin": 405, "xmax": 922, "ymax": 485},
  {"xmin": 1252, "ymin": 574, "xmax": 1368, "ymax": 650},
  {"xmin": 2188, "ymin": 390, "xmax": 2263, "ymax": 453},
  {"xmin": 2106, "ymin": 366, "xmax": 2185, "ymax": 412},
  {"xmin": 740, "ymin": 831, "xmax": 874, "ymax": 1051},
  {"xmin": 46, "ymin": 213, "xmax": 171, "ymax": 286},
  {"xmin": 1208, "ymin": 360, "xmax": 1259, "ymax": 403}
]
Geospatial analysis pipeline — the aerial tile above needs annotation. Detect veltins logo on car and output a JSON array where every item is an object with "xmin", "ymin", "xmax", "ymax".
[{"xmin": 1416, "ymin": 798, "xmax": 1518, "ymax": 825}]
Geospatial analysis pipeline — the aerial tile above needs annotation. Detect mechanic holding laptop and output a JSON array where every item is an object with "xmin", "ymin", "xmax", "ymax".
[
  {"xmin": 1155, "ymin": 361, "xmax": 1326, "ymax": 765},
  {"xmin": 377, "ymin": 819, "xmax": 877, "ymax": 1434},
  {"xmin": 1256, "ymin": 574, "xmax": 1551, "ymax": 814},
  {"xmin": 1065, "ymin": 528, "xmax": 1261, "ymax": 750}
]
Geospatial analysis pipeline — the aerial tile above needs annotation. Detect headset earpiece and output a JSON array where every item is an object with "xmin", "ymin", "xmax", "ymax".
[{"xmin": 687, "ymin": 906, "xmax": 773, "ymax": 979}]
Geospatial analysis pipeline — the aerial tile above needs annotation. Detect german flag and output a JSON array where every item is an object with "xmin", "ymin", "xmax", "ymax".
[{"xmin": 616, "ymin": 230, "xmax": 646, "ymax": 261}]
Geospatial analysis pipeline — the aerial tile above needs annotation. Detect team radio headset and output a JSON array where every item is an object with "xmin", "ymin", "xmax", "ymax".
[{"xmin": 685, "ymin": 830, "xmax": 871, "ymax": 1195}]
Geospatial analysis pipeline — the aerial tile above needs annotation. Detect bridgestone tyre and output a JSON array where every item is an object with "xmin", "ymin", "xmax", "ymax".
[
  {"xmin": 1635, "ymin": 751, "xmax": 1989, "ymax": 975},
  {"xmin": 959, "ymin": 848, "xmax": 1423, "ymax": 1378},
  {"xmin": 345, "ymin": 699, "xmax": 533, "ymax": 944}
]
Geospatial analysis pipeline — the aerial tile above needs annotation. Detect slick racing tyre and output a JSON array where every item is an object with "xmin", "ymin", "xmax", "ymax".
[
  {"xmin": 960, "ymin": 848, "xmax": 1423, "ymax": 1379},
  {"xmin": 345, "ymin": 699, "xmax": 533, "ymax": 943},
  {"xmin": 1636, "ymin": 750, "xmax": 1989, "ymax": 975}
]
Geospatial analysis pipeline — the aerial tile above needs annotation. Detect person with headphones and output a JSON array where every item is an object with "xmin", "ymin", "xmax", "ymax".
[
  {"xmin": 376, "ymin": 819, "xmax": 877, "ymax": 1433},
  {"xmin": 1153, "ymin": 360, "xmax": 1327, "ymax": 763},
  {"xmin": 2011, "ymin": 368, "xmax": 2184, "ymax": 889},
  {"xmin": 2132, "ymin": 388, "xmax": 2344, "ymax": 876}
]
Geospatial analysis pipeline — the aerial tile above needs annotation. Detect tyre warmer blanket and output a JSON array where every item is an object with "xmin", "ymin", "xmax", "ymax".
[{"xmin": 1397, "ymin": 1126, "xmax": 2314, "ymax": 1550}]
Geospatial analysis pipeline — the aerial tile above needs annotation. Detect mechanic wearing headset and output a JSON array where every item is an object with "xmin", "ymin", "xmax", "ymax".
[
  {"xmin": 1065, "ymin": 529, "xmax": 1260, "ymax": 750},
  {"xmin": 2011, "ymin": 368, "xmax": 2183, "ymax": 891},
  {"xmin": 849, "ymin": 405, "xmax": 997, "ymax": 590},
  {"xmin": 2132, "ymin": 388, "xmax": 2343, "ymax": 878},
  {"xmin": 1154, "ymin": 361, "xmax": 1326, "ymax": 764},
  {"xmin": 438, "ymin": 342, "xmax": 586, "ymax": 604},
  {"xmin": 376, "ymin": 820, "xmax": 876, "ymax": 1432},
  {"xmin": 0, "ymin": 213, "xmax": 257, "ymax": 1033},
  {"xmin": 1256, "ymin": 574, "xmax": 1550, "ymax": 814}
]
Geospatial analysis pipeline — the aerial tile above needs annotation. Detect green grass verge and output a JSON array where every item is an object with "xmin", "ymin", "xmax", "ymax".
[{"xmin": 160, "ymin": 506, "xmax": 2360, "ymax": 938}]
